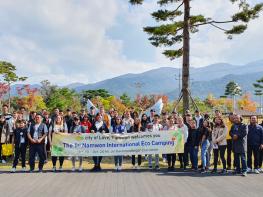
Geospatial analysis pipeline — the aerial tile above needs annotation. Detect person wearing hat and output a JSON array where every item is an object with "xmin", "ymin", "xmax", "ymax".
[{"xmin": 27, "ymin": 114, "xmax": 48, "ymax": 172}]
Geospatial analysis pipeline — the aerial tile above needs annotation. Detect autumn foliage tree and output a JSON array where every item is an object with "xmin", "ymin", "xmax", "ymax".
[
  {"xmin": 14, "ymin": 85, "xmax": 46, "ymax": 111},
  {"xmin": 237, "ymin": 93, "xmax": 257, "ymax": 112}
]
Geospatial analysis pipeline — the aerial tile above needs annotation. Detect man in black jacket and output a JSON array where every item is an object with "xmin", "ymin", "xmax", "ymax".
[
  {"xmin": 230, "ymin": 114, "xmax": 248, "ymax": 176},
  {"xmin": 247, "ymin": 116, "xmax": 263, "ymax": 174}
]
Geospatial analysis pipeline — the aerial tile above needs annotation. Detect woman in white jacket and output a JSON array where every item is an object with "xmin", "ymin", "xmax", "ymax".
[{"xmin": 211, "ymin": 117, "xmax": 228, "ymax": 174}]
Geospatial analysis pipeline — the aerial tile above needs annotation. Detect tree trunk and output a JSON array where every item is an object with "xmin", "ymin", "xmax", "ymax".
[
  {"xmin": 8, "ymin": 82, "xmax": 11, "ymax": 111},
  {"xmin": 182, "ymin": 0, "xmax": 190, "ymax": 113}
]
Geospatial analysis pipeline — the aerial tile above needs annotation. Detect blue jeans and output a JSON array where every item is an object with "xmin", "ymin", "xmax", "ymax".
[
  {"xmin": 201, "ymin": 140, "xmax": 210, "ymax": 169},
  {"xmin": 114, "ymin": 156, "xmax": 123, "ymax": 166},
  {"xmin": 234, "ymin": 153, "xmax": 247, "ymax": 173},
  {"xmin": 206, "ymin": 141, "xmax": 213, "ymax": 168},
  {"xmin": 192, "ymin": 146, "xmax": 199, "ymax": 170}
]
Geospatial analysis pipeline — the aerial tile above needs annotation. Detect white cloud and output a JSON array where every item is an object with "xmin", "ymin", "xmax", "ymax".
[
  {"xmin": 0, "ymin": 0, "xmax": 149, "ymax": 85},
  {"xmin": 0, "ymin": 0, "xmax": 262, "ymax": 86}
]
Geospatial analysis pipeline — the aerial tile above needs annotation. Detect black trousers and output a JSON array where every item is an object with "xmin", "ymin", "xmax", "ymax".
[
  {"xmin": 93, "ymin": 156, "xmax": 103, "ymax": 166},
  {"xmin": 184, "ymin": 145, "xmax": 193, "ymax": 167},
  {"xmin": 213, "ymin": 145, "xmax": 227, "ymax": 170},
  {"xmin": 13, "ymin": 143, "xmax": 27, "ymax": 168},
  {"xmin": 247, "ymin": 145, "xmax": 260, "ymax": 169},
  {"xmin": 52, "ymin": 156, "xmax": 65, "ymax": 167},
  {"xmin": 178, "ymin": 153, "xmax": 184, "ymax": 167},
  {"xmin": 226, "ymin": 139, "xmax": 232, "ymax": 168},
  {"xmin": 167, "ymin": 154, "xmax": 176, "ymax": 167},
  {"xmin": 132, "ymin": 155, "xmax": 142, "ymax": 166},
  {"xmin": 29, "ymin": 144, "xmax": 45, "ymax": 171}
]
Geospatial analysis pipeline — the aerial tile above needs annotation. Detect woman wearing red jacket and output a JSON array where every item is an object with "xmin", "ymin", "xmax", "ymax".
[{"xmin": 80, "ymin": 115, "xmax": 92, "ymax": 133}]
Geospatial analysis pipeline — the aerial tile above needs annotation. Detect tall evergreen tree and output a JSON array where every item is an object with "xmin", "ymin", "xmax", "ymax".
[
  {"xmin": 253, "ymin": 77, "xmax": 263, "ymax": 113},
  {"xmin": 129, "ymin": 0, "xmax": 263, "ymax": 112},
  {"xmin": 225, "ymin": 81, "xmax": 242, "ymax": 112}
]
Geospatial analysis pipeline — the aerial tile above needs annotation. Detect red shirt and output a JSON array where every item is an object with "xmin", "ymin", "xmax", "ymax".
[{"xmin": 81, "ymin": 121, "xmax": 92, "ymax": 133}]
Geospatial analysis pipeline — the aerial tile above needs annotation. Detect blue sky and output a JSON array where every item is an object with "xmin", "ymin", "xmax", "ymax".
[{"xmin": 0, "ymin": 0, "xmax": 262, "ymax": 85}]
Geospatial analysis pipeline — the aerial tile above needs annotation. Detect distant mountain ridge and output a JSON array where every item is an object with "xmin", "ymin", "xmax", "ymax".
[{"xmin": 9, "ymin": 59, "xmax": 263, "ymax": 100}]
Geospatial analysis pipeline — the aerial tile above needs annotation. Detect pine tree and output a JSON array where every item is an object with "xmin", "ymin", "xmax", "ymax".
[
  {"xmin": 225, "ymin": 81, "xmax": 242, "ymax": 112},
  {"xmin": 129, "ymin": 0, "xmax": 263, "ymax": 112},
  {"xmin": 253, "ymin": 77, "xmax": 263, "ymax": 113}
]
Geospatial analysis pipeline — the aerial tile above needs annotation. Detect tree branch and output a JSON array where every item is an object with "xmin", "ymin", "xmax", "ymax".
[
  {"xmin": 175, "ymin": 1, "xmax": 184, "ymax": 12},
  {"xmin": 209, "ymin": 23, "xmax": 228, "ymax": 32}
]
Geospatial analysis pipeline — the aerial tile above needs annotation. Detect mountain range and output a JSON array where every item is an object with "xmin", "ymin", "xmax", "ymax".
[{"xmin": 10, "ymin": 59, "xmax": 263, "ymax": 101}]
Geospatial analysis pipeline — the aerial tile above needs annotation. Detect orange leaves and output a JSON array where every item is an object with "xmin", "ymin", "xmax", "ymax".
[{"xmin": 237, "ymin": 93, "xmax": 257, "ymax": 112}]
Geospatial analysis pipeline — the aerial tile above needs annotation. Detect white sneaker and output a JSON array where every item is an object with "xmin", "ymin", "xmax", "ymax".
[
  {"xmin": 115, "ymin": 165, "xmax": 119, "ymax": 171},
  {"xmin": 259, "ymin": 168, "xmax": 263, "ymax": 173},
  {"xmin": 136, "ymin": 166, "xmax": 141, "ymax": 170},
  {"xmin": 247, "ymin": 168, "xmax": 252, "ymax": 173},
  {"xmin": 254, "ymin": 169, "xmax": 260, "ymax": 174},
  {"xmin": 22, "ymin": 167, "xmax": 27, "ymax": 172},
  {"xmin": 78, "ymin": 167, "xmax": 83, "ymax": 172},
  {"xmin": 11, "ymin": 168, "xmax": 16, "ymax": 173},
  {"xmin": 72, "ymin": 167, "xmax": 76, "ymax": 172},
  {"xmin": 118, "ymin": 166, "xmax": 122, "ymax": 171},
  {"xmin": 132, "ymin": 165, "xmax": 136, "ymax": 170},
  {"xmin": 58, "ymin": 167, "xmax": 63, "ymax": 171},
  {"xmin": 2, "ymin": 160, "xmax": 6, "ymax": 164},
  {"xmin": 52, "ymin": 167, "xmax": 56, "ymax": 172}
]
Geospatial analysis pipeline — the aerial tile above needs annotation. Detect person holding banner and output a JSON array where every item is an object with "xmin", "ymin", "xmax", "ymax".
[
  {"xmin": 112, "ymin": 116, "xmax": 126, "ymax": 171},
  {"xmin": 131, "ymin": 117, "xmax": 142, "ymax": 169},
  {"xmin": 49, "ymin": 115, "xmax": 68, "ymax": 172},
  {"xmin": 70, "ymin": 117, "xmax": 86, "ymax": 172},
  {"xmin": 147, "ymin": 114, "xmax": 163, "ymax": 170},
  {"xmin": 27, "ymin": 114, "xmax": 48, "ymax": 172},
  {"xmin": 90, "ymin": 113, "xmax": 109, "ymax": 172},
  {"xmin": 164, "ymin": 116, "xmax": 177, "ymax": 171},
  {"xmin": 176, "ymin": 116, "xmax": 188, "ymax": 169}
]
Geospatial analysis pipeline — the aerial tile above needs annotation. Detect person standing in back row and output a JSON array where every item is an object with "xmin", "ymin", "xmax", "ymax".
[
  {"xmin": 230, "ymin": 114, "xmax": 248, "ymax": 177},
  {"xmin": 27, "ymin": 114, "xmax": 48, "ymax": 172},
  {"xmin": 247, "ymin": 116, "xmax": 263, "ymax": 174}
]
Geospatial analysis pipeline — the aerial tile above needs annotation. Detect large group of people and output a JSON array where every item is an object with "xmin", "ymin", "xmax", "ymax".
[{"xmin": 0, "ymin": 104, "xmax": 263, "ymax": 177}]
